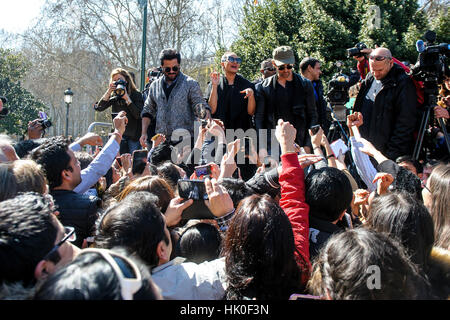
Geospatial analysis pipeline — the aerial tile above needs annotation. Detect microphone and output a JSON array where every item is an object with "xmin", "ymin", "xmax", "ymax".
[{"xmin": 416, "ymin": 40, "xmax": 426, "ymax": 53}]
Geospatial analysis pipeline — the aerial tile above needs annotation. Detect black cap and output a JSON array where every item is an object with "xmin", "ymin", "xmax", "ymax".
[{"xmin": 0, "ymin": 96, "xmax": 7, "ymax": 104}]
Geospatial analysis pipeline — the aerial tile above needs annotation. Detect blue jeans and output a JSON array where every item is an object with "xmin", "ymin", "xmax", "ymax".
[{"xmin": 120, "ymin": 137, "xmax": 141, "ymax": 154}]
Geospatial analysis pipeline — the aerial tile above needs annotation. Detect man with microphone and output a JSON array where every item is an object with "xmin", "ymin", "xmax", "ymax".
[{"xmin": 353, "ymin": 47, "xmax": 418, "ymax": 160}]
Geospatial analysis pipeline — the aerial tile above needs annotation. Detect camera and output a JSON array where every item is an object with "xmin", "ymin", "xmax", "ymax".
[
  {"xmin": 327, "ymin": 61, "xmax": 351, "ymax": 107},
  {"xmin": 410, "ymin": 31, "xmax": 449, "ymax": 85},
  {"xmin": 38, "ymin": 119, "xmax": 52, "ymax": 129},
  {"xmin": 347, "ymin": 42, "xmax": 368, "ymax": 58},
  {"xmin": 114, "ymin": 79, "xmax": 127, "ymax": 97}
]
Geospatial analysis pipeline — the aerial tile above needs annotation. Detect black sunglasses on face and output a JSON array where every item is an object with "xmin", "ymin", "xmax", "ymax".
[
  {"xmin": 222, "ymin": 56, "xmax": 242, "ymax": 64},
  {"xmin": 264, "ymin": 67, "xmax": 275, "ymax": 71},
  {"xmin": 277, "ymin": 64, "xmax": 294, "ymax": 71},
  {"xmin": 43, "ymin": 226, "xmax": 76, "ymax": 264},
  {"xmin": 164, "ymin": 66, "xmax": 179, "ymax": 73}
]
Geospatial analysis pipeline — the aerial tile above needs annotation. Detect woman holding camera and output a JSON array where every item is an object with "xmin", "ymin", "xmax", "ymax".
[{"xmin": 95, "ymin": 68, "xmax": 144, "ymax": 154}]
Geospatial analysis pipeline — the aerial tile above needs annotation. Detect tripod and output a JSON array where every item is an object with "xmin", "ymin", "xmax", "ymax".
[
  {"xmin": 412, "ymin": 80, "xmax": 450, "ymax": 161},
  {"xmin": 326, "ymin": 104, "xmax": 350, "ymax": 143}
]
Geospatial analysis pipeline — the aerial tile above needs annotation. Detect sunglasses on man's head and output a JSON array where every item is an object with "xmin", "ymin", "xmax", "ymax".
[
  {"xmin": 43, "ymin": 226, "xmax": 76, "ymax": 264},
  {"xmin": 277, "ymin": 64, "xmax": 294, "ymax": 71},
  {"xmin": 79, "ymin": 248, "xmax": 143, "ymax": 300},
  {"xmin": 369, "ymin": 55, "xmax": 391, "ymax": 62},
  {"xmin": 222, "ymin": 56, "xmax": 242, "ymax": 64},
  {"xmin": 164, "ymin": 66, "xmax": 179, "ymax": 73}
]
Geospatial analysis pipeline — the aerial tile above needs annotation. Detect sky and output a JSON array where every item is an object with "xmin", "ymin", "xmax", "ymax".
[{"xmin": 0, "ymin": 0, "xmax": 46, "ymax": 34}]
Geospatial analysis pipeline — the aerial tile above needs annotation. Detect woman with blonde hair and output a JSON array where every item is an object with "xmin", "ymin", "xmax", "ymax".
[
  {"xmin": 95, "ymin": 68, "xmax": 144, "ymax": 154},
  {"xmin": 117, "ymin": 175, "xmax": 175, "ymax": 213}
]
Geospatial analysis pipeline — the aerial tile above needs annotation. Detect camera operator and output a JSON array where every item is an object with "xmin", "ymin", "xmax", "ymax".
[
  {"xmin": 95, "ymin": 68, "xmax": 144, "ymax": 154},
  {"xmin": 353, "ymin": 47, "xmax": 418, "ymax": 160}
]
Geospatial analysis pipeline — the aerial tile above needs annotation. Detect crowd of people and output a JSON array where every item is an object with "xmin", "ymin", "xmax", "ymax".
[{"xmin": 0, "ymin": 43, "xmax": 449, "ymax": 301}]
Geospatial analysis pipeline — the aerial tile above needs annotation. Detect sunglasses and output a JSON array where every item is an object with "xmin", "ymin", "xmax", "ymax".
[
  {"xmin": 222, "ymin": 56, "xmax": 242, "ymax": 64},
  {"xmin": 43, "ymin": 226, "xmax": 76, "ymax": 264},
  {"xmin": 369, "ymin": 55, "xmax": 391, "ymax": 62},
  {"xmin": 164, "ymin": 66, "xmax": 179, "ymax": 73},
  {"xmin": 79, "ymin": 248, "xmax": 142, "ymax": 300},
  {"xmin": 277, "ymin": 64, "xmax": 294, "ymax": 71},
  {"xmin": 264, "ymin": 67, "xmax": 276, "ymax": 71}
]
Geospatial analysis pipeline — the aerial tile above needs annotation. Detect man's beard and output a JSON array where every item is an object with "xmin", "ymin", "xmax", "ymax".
[{"xmin": 166, "ymin": 72, "xmax": 178, "ymax": 81}]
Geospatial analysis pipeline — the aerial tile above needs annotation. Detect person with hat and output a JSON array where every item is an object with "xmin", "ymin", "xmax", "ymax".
[{"xmin": 255, "ymin": 46, "xmax": 318, "ymax": 156}]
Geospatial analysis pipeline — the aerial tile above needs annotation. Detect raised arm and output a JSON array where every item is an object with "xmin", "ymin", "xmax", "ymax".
[{"xmin": 276, "ymin": 119, "xmax": 311, "ymax": 281}]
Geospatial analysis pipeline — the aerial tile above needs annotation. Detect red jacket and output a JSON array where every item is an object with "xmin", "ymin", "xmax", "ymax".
[{"xmin": 279, "ymin": 153, "xmax": 311, "ymax": 284}]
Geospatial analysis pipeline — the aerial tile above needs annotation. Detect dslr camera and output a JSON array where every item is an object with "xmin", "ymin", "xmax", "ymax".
[
  {"xmin": 114, "ymin": 79, "xmax": 127, "ymax": 97},
  {"xmin": 38, "ymin": 118, "xmax": 52, "ymax": 129},
  {"xmin": 347, "ymin": 42, "xmax": 368, "ymax": 58}
]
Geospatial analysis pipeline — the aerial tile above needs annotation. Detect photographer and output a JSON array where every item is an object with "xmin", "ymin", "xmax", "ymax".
[{"xmin": 95, "ymin": 68, "xmax": 144, "ymax": 154}]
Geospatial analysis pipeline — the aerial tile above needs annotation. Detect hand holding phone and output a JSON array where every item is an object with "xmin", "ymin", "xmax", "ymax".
[
  {"xmin": 195, "ymin": 164, "xmax": 212, "ymax": 178},
  {"xmin": 177, "ymin": 179, "xmax": 215, "ymax": 220},
  {"xmin": 132, "ymin": 149, "xmax": 148, "ymax": 175}
]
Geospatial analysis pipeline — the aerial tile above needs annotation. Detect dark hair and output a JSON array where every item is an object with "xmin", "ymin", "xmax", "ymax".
[
  {"xmin": 157, "ymin": 161, "xmax": 182, "ymax": 191},
  {"xmin": 218, "ymin": 178, "xmax": 254, "ymax": 208},
  {"xmin": 149, "ymin": 141, "xmax": 173, "ymax": 166},
  {"xmin": 159, "ymin": 48, "xmax": 181, "ymax": 66},
  {"xmin": 74, "ymin": 151, "xmax": 93, "ymax": 171},
  {"xmin": 0, "ymin": 193, "xmax": 57, "ymax": 286},
  {"xmin": 33, "ymin": 247, "xmax": 161, "ymax": 300},
  {"xmin": 392, "ymin": 167, "xmax": 423, "ymax": 201},
  {"xmin": 367, "ymin": 192, "xmax": 435, "ymax": 270},
  {"xmin": 95, "ymin": 192, "xmax": 169, "ymax": 268},
  {"xmin": 308, "ymin": 228, "xmax": 431, "ymax": 299},
  {"xmin": 13, "ymin": 138, "xmax": 47, "ymax": 159},
  {"xmin": 305, "ymin": 167, "xmax": 353, "ymax": 222},
  {"xmin": 223, "ymin": 194, "xmax": 305, "ymax": 300},
  {"xmin": 396, "ymin": 155, "xmax": 423, "ymax": 174},
  {"xmin": 176, "ymin": 223, "xmax": 222, "ymax": 264},
  {"xmin": 300, "ymin": 57, "xmax": 320, "ymax": 73},
  {"xmin": 30, "ymin": 136, "xmax": 71, "ymax": 190},
  {"xmin": 0, "ymin": 163, "xmax": 18, "ymax": 201}
]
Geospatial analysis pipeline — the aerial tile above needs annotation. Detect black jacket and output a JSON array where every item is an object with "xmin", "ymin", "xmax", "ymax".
[
  {"xmin": 204, "ymin": 74, "xmax": 254, "ymax": 131},
  {"xmin": 255, "ymin": 73, "xmax": 318, "ymax": 150},
  {"xmin": 308, "ymin": 215, "xmax": 344, "ymax": 261},
  {"xmin": 353, "ymin": 64, "xmax": 418, "ymax": 160},
  {"xmin": 51, "ymin": 190, "xmax": 100, "ymax": 248},
  {"xmin": 94, "ymin": 90, "xmax": 144, "ymax": 140},
  {"xmin": 312, "ymin": 80, "xmax": 331, "ymax": 135}
]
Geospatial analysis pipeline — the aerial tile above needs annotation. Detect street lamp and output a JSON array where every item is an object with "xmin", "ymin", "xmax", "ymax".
[
  {"xmin": 64, "ymin": 88, "xmax": 73, "ymax": 137},
  {"xmin": 138, "ymin": 0, "xmax": 148, "ymax": 91}
]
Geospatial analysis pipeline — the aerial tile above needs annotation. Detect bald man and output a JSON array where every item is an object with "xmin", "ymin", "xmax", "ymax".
[{"xmin": 353, "ymin": 47, "xmax": 418, "ymax": 160}]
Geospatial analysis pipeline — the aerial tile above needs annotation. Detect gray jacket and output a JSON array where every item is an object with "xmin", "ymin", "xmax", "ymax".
[
  {"xmin": 142, "ymin": 72, "xmax": 210, "ymax": 138},
  {"xmin": 151, "ymin": 257, "xmax": 226, "ymax": 300}
]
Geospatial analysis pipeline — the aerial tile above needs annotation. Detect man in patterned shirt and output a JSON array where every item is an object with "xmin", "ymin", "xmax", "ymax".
[{"xmin": 140, "ymin": 48, "xmax": 211, "ymax": 148}]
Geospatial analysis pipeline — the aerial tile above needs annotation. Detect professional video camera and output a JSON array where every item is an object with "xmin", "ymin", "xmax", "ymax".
[
  {"xmin": 347, "ymin": 42, "xmax": 368, "ymax": 58},
  {"xmin": 325, "ymin": 61, "xmax": 353, "ymax": 143},
  {"xmin": 410, "ymin": 31, "xmax": 449, "ymax": 84},
  {"xmin": 114, "ymin": 79, "xmax": 128, "ymax": 97},
  {"xmin": 327, "ymin": 61, "xmax": 351, "ymax": 114},
  {"xmin": 409, "ymin": 30, "xmax": 450, "ymax": 160}
]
